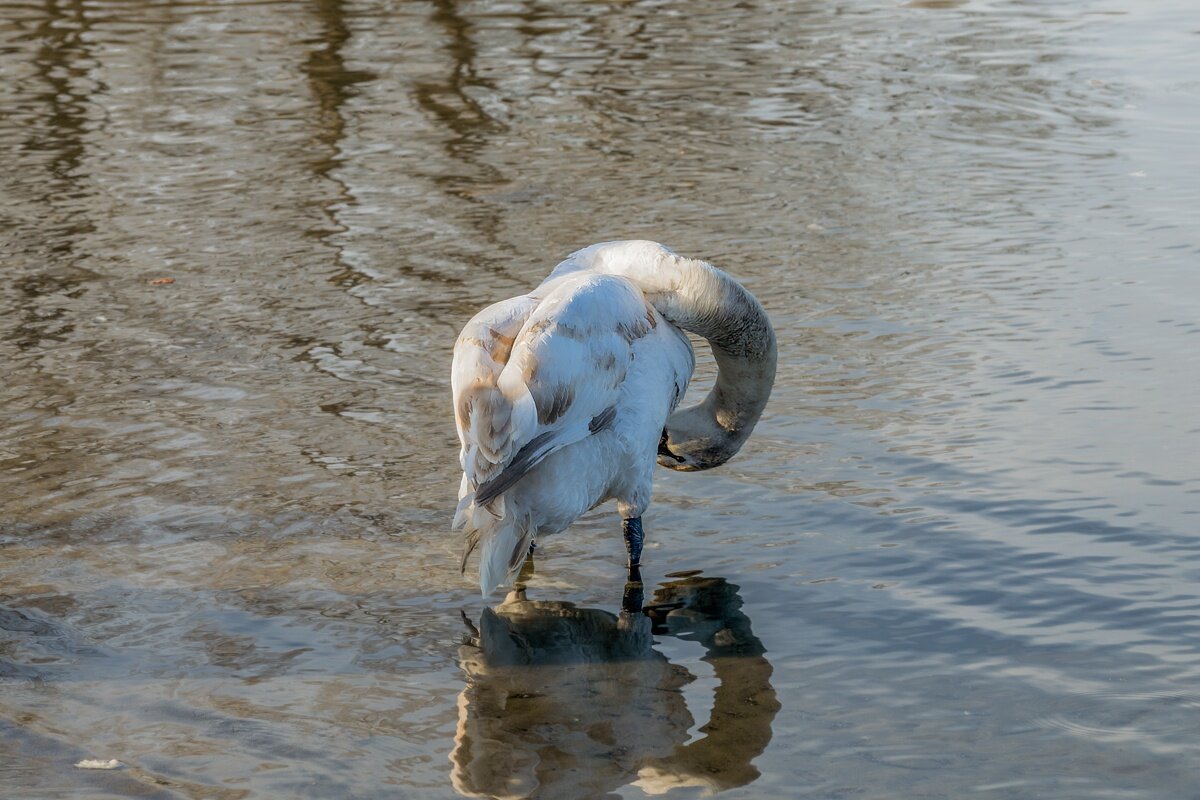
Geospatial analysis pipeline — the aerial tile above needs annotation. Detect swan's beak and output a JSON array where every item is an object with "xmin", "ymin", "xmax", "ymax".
[{"xmin": 657, "ymin": 429, "xmax": 685, "ymax": 464}]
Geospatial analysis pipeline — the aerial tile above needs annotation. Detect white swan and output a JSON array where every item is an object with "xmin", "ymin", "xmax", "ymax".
[{"xmin": 452, "ymin": 241, "xmax": 776, "ymax": 595}]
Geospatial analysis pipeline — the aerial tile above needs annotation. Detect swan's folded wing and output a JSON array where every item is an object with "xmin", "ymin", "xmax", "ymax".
[
  {"xmin": 457, "ymin": 274, "xmax": 657, "ymax": 505},
  {"xmin": 452, "ymin": 295, "xmax": 539, "ymax": 487}
]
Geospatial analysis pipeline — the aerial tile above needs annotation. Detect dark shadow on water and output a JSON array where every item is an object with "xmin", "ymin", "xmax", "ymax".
[{"xmin": 451, "ymin": 574, "xmax": 779, "ymax": 799}]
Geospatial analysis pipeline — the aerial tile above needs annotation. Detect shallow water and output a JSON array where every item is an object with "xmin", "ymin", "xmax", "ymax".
[{"xmin": 2, "ymin": 0, "xmax": 1198, "ymax": 797}]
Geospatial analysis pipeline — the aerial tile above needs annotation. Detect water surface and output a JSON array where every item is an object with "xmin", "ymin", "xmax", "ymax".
[{"xmin": 2, "ymin": 0, "xmax": 1198, "ymax": 797}]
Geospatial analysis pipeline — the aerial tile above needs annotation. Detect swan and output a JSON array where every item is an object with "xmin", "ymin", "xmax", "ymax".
[{"xmin": 452, "ymin": 240, "xmax": 776, "ymax": 595}]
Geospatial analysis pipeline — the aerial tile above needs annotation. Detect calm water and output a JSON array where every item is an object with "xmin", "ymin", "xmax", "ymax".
[{"xmin": 2, "ymin": 0, "xmax": 1199, "ymax": 797}]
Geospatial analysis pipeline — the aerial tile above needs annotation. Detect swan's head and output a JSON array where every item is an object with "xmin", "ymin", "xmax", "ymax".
[
  {"xmin": 657, "ymin": 434, "xmax": 725, "ymax": 472},
  {"xmin": 657, "ymin": 398, "xmax": 761, "ymax": 472}
]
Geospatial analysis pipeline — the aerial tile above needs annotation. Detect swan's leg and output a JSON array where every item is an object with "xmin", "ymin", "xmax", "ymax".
[
  {"xmin": 515, "ymin": 551, "xmax": 536, "ymax": 586},
  {"xmin": 623, "ymin": 516, "xmax": 644, "ymax": 583},
  {"xmin": 621, "ymin": 579, "xmax": 644, "ymax": 615}
]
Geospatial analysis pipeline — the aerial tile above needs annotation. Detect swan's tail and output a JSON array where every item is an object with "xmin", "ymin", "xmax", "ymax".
[{"xmin": 454, "ymin": 482, "xmax": 534, "ymax": 596}]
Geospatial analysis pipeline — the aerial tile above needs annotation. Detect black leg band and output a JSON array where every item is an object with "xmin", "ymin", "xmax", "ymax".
[{"xmin": 623, "ymin": 516, "xmax": 644, "ymax": 569}]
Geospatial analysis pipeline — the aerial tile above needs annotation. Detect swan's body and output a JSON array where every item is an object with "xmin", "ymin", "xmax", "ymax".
[{"xmin": 452, "ymin": 241, "xmax": 776, "ymax": 595}]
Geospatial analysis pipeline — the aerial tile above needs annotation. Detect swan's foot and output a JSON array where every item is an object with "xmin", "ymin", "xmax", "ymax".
[{"xmin": 623, "ymin": 516, "xmax": 644, "ymax": 581}]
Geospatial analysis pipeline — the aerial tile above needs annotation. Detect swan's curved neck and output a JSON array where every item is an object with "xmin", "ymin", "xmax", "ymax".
[{"xmin": 565, "ymin": 241, "xmax": 777, "ymax": 470}]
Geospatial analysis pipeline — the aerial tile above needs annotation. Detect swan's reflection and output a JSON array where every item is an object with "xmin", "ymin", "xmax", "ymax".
[{"xmin": 450, "ymin": 573, "xmax": 779, "ymax": 799}]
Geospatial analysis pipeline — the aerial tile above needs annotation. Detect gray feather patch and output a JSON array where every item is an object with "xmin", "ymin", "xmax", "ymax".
[
  {"xmin": 475, "ymin": 430, "xmax": 556, "ymax": 506},
  {"xmin": 589, "ymin": 406, "xmax": 617, "ymax": 434},
  {"xmin": 475, "ymin": 405, "xmax": 618, "ymax": 507},
  {"xmin": 460, "ymin": 529, "xmax": 480, "ymax": 575}
]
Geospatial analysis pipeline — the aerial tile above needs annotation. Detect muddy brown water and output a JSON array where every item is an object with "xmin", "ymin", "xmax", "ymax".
[{"xmin": 2, "ymin": 0, "xmax": 1199, "ymax": 797}]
